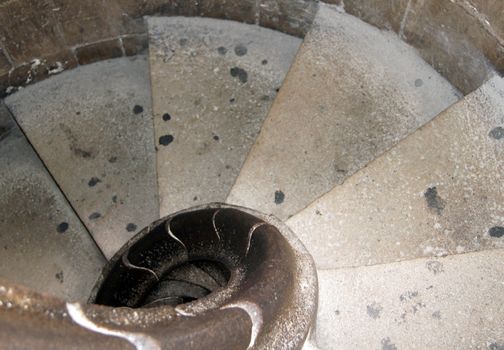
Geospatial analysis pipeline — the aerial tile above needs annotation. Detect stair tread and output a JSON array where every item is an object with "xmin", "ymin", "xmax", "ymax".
[
  {"xmin": 288, "ymin": 76, "xmax": 504, "ymax": 270},
  {"xmin": 148, "ymin": 17, "xmax": 301, "ymax": 216},
  {"xmin": 227, "ymin": 4, "xmax": 460, "ymax": 220},
  {"xmin": 5, "ymin": 56, "xmax": 159, "ymax": 259},
  {"xmin": 314, "ymin": 249, "xmax": 504, "ymax": 349},
  {"xmin": 0, "ymin": 104, "xmax": 105, "ymax": 301}
]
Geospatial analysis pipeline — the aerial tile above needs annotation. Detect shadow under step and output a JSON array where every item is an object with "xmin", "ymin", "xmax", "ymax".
[
  {"xmin": 4, "ymin": 56, "xmax": 159, "ymax": 259},
  {"xmin": 0, "ymin": 103, "xmax": 105, "ymax": 301}
]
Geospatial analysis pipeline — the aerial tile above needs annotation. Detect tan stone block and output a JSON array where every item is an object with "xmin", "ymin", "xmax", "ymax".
[
  {"xmin": 259, "ymin": 0, "xmax": 319, "ymax": 37},
  {"xmin": 115, "ymin": 0, "xmax": 199, "ymax": 17},
  {"xmin": 52, "ymin": 0, "xmax": 119, "ymax": 46},
  {"xmin": 343, "ymin": 0, "xmax": 409, "ymax": 32},
  {"xmin": 0, "ymin": 48, "xmax": 11, "ymax": 76},
  {"xmin": 75, "ymin": 39, "xmax": 123, "ymax": 65},
  {"xmin": 122, "ymin": 34, "xmax": 148, "ymax": 56},
  {"xmin": 0, "ymin": 0, "xmax": 65, "ymax": 64},
  {"xmin": 200, "ymin": 0, "xmax": 257, "ymax": 24}
]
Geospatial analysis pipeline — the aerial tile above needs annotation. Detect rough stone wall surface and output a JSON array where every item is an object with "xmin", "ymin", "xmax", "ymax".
[
  {"xmin": 0, "ymin": 0, "xmax": 501, "ymax": 96},
  {"xmin": 0, "ymin": 0, "xmax": 317, "ymax": 96},
  {"xmin": 332, "ymin": 0, "xmax": 503, "ymax": 94}
]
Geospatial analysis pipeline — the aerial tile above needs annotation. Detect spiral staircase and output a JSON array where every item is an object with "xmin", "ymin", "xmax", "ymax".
[{"xmin": 0, "ymin": 0, "xmax": 503, "ymax": 349}]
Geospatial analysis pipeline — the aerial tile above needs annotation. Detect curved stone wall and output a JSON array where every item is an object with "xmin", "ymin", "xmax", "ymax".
[{"xmin": 0, "ymin": 0, "xmax": 501, "ymax": 96}]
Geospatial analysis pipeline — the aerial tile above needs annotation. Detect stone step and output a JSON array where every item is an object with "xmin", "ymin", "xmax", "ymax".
[
  {"xmin": 5, "ymin": 56, "xmax": 159, "ymax": 259},
  {"xmin": 227, "ymin": 4, "xmax": 460, "ymax": 220},
  {"xmin": 313, "ymin": 249, "xmax": 504, "ymax": 349},
  {"xmin": 0, "ymin": 103, "xmax": 105, "ymax": 301},
  {"xmin": 288, "ymin": 76, "xmax": 504, "ymax": 270},
  {"xmin": 147, "ymin": 17, "xmax": 301, "ymax": 217}
]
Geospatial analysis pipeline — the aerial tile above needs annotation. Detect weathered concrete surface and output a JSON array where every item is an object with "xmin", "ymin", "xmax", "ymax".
[
  {"xmin": 148, "ymin": 17, "xmax": 301, "ymax": 216},
  {"xmin": 228, "ymin": 5, "xmax": 460, "ymax": 220},
  {"xmin": 5, "ymin": 56, "xmax": 159, "ymax": 259},
  {"xmin": 288, "ymin": 76, "xmax": 504, "ymax": 269},
  {"xmin": 0, "ymin": 104, "xmax": 105, "ymax": 301},
  {"xmin": 314, "ymin": 249, "xmax": 504, "ymax": 349}
]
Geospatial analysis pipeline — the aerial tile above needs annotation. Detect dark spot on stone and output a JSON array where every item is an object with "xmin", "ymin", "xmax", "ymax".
[
  {"xmin": 213, "ymin": 135, "xmax": 220, "ymax": 141},
  {"xmin": 126, "ymin": 223, "xmax": 137, "ymax": 232},
  {"xmin": 133, "ymin": 105, "xmax": 144, "ymax": 114},
  {"xmin": 88, "ymin": 177, "xmax": 101, "ymax": 187},
  {"xmin": 381, "ymin": 337, "xmax": 397, "ymax": 350},
  {"xmin": 193, "ymin": 196, "xmax": 198, "ymax": 201},
  {"xmin": 225, "ymin": 165, "xmax": 231, "ymax": 169},
  {"xmin": 334, "ymin": 310, "xmax": 340, "ymax": 315},
  {"xmin": 55, "ymin": 271, "xmax": 64, "ymax": 284},
  {"xmin": 0, "ymin": 125, "xmax": 8, "ymax": 138},
  {"xmin": 275, "ymin": 87, "xmax": 280, "ymax": 92},
  {"xmin": 489, "ymin": 343, "xmax": 504, "ymax": 350},
  {"xmin": 274, "ymin": 190, "xmax": 285, "ymax": 205},
  {"xmin": 179, "ymin": 38, "xmax": 188, "ymax": 47},
  {"xmin": 260, "ymin": 95, "xmax": 271, "ymax": 101},
  {"xmin": 489, "ymin": 226, "xmax": 504, "ymax": 238},
  {"xmin": 366, "ymin": 302, "xmax": 383, "ymax": 319},
  {"xmin": 261, "ymin": 59, "xmax": 268, "ymax": 65},
  {"xmin": 399, "ymin": 290, "xmax": 418, "ymax": 301},
  {"xmin": 217, "ymin": 46, "xmax": 227, "ymax": 55},
  {"xmin": 61, "ymin": 122, "xmax": 97, "ymax": 159},
  {"xmin": 234, "ymin": 44, "xmax": 247, "ymax": 56},
  {"xmin": 230, "ymin": 67, "xmax": 248, "ymax": 83},
  {"xmin": 108, "ymin": 156, "xmax": 117, "ymax": 163},
  {"xmin": 159, "ymin": 134, "xmax": 174, "ymax": 146},
  {"xmin": 73, "ymin": 147, "xmax": 93, "ymax": 158},
  {"xmin": 229, "ymin": 98, "xmax": 236, "ymax": 103},
  {"xmin": 489, "ymin": 127, "xmax": 504, "ymax": 140},
  {"xmin": 162, "ymin": 113, "xmax": 171, "ymax": 121},
  {"xmin": 89, "ymin": 212, "xmax": 101, "ymax": 220},
  {"xmin": 57, "ymin": 222, "xmax": 69, "ymax": 233},
  {"xmin": 414, "ymin": 78, "xmax": 423, "ymax": 87},
  {"xmin": 432, "ymin": 311, "xmax": 441, "ymax": 319},
  {"xmin": 76, "ymin": 111, "xmax": 81, "ymax": 115},
  {"xmin": 112, "ymin": 195, "xmax": 117, "ymax": 203},
  {"xmin": 426, "ymin": 260, "xmax": 444, "ymax": 274},
  {"xmin": 424, "ymin": 187, "xmax": 445, "ymax": 215},
  {"xmin": 316, "ymin": 210, "xmax": 322, "ymax": 216}
]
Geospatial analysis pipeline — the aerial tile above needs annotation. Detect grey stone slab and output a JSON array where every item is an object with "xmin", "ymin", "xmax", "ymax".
[
  {"xmin": 5, "ymin": 56, "xmax": 159, "ymax": 259},
  {"xmin": 147, "ymin": 17, "xmax": 301, "ymax": 217},
  {"xmin": 227, "ymin": 4, "xmax": 461, "ymax": 220},
  {"xmin": 288, "ymin": 76, "xmax": 504, "ymax": 269},
  {"xmin": 314, "ymin": 249, "xmax": 504, "ymax": 349},
  {"xmin": 0, "ymin": 103, "xmax": 105, "ymax": 301}
]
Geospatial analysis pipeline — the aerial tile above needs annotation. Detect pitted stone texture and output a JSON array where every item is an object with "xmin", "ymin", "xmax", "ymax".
[
  {"xmin": 148, "ymin": 17, "xmax": 301, "ymax": 217},
  {"xmin": 0, "ymin": 104, "xmax": 105, "ymax": 300},
  {"xmin": 288, "ymin": 76, "xmax": 504, "ymax": 269},
  {"xmin": 227, "ymin": 5, "xmax": 460, "ymax": 221},
  {"xmin": 314, "ymin": 250, "xmax": 504, "ymax": 349},
  {"xmin": 5, "ymin": 56, "xmax": 159, "ymax": 259}
]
